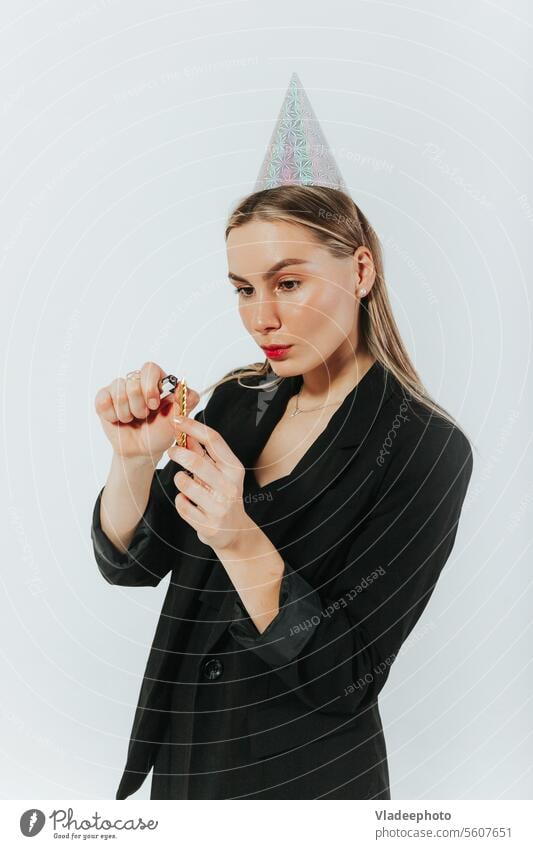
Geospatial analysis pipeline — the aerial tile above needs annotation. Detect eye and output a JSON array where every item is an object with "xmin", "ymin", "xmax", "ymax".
[
  {"xmin": 232, "ymin": 280, "xmax": 301, "ymax": 298},
  {"xmin": 277, "ymin": 279, "xmax": 300, "ymax": 292}
]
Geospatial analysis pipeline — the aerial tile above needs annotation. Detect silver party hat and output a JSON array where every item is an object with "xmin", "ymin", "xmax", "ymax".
[{"xmin": 254, "ymin": 72, "xmax": 347, "ymax": 192}]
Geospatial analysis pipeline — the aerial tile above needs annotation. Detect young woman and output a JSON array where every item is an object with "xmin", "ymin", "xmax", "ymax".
[{"xmin": 92, "ymin": 184, "xmax": 474, "ymax": 800}]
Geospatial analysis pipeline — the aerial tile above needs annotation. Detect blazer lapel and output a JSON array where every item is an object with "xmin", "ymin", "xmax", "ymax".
[
  {"xmin": 235, "ymin": 360, "xmax": 396, "ymax": 516},
  {"xmin": 199, "ymin": 360, "xmax": 396, "ymax": 653}
]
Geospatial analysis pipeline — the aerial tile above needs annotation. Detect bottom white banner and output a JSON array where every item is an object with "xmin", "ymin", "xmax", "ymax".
[{"xmin": 3, "ymin": 799, "xmax": 532, "ymax": 847}]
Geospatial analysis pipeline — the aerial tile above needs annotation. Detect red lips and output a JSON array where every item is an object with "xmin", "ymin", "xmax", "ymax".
[
  {"xmin": 262, "ymin": 345, "xmax": 292, "ymax": 359},
  {"xmin": 261, "ymin": 345, "xmax": 291, "ymax": 350}
]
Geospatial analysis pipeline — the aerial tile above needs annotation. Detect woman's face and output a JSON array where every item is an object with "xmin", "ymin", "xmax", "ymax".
[{"xmin": 226, "ymin": 218, "xmax": 372, "ymax": 377}]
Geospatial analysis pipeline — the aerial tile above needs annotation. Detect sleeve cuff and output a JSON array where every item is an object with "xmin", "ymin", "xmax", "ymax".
[
  {"xmin": 91, "ymin": 486, "xmax": 159, "ymax": 580},
  {"xmin": 228, "ymin": 560, "xmax": 323, "ymax": 666}
]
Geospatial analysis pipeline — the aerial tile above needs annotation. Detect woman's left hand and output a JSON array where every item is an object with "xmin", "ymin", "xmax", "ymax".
[{"xmin": 167, "ymin": 415, "xmax": 252, "ymax": 551}]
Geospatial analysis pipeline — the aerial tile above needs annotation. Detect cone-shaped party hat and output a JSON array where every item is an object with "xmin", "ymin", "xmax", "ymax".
[{"xmin": 254, "ymin": 72, "xmax": 348, "ymax": 192}]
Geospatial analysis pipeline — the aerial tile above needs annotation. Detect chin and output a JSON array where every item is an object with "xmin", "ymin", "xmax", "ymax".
[{"xmin": 267, "ymin": 360, "xmax": 299, "ymax": 377}]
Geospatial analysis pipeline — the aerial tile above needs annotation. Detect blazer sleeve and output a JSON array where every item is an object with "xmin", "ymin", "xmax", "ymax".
[
  {"xmin": 228, "ymin": 422, "xmax": 474, "ymax": 716},
  {"xmin": 91, "ymin": 374, "xmax": 239, "ymax": 587},
  {"xmin": 91, "ymin": 458, "xmax": 183, "ymax": 587}
]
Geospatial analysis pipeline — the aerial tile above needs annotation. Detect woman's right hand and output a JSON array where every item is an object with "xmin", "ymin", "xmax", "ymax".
[{"xmin": 95, "ymin": 361, "xmax": 200, "ymax": 462}]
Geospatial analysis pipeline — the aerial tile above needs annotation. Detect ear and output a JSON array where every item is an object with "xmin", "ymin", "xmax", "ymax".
[{"xmin": 353, "ymin": 246, "xmax": 376, "ymax": 295}]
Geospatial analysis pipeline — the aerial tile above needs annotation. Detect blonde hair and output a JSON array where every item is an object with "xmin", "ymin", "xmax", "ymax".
[{"xmin": 202, "ymin": 184, "xmax": 472, "ymax": 443}]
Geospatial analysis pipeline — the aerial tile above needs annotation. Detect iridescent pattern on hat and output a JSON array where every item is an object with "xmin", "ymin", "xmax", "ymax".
[{"xmin": 254, "ymin": 72, "xmax": 347, "ymax": 192}]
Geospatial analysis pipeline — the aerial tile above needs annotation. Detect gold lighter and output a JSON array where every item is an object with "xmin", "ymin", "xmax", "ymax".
[
  {"xmin": 157, "ymin": 373, "xmax": 189, "ymax": 450},
  {"xmin": 174, "ymin": 378, "xmax": 188, "ymax": 448}
]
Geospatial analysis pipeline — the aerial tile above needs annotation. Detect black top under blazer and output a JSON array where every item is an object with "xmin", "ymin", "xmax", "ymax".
[{"xmin": 91, "ymin": 360, "xmax": 474, "ymax": 800}]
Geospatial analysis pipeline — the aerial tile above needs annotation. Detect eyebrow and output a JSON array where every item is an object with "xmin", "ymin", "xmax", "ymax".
[{"xmin": 228, "ymin": 258, "xmax": 309, "ymax": 285}]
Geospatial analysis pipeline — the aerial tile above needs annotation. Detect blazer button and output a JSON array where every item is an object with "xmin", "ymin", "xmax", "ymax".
[{"xmin": 202, "ymin": 657, "xmax": 224, "ymax": 681}]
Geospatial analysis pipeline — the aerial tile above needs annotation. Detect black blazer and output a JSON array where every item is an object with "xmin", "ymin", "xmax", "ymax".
[{"xmin": 91, "ymin": 360, "xmax": 473, "ymax": 799}]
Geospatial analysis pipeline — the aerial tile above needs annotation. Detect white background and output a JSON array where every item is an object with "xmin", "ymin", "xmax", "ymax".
[{"xmin": 1, "ymin": 0, "xmax": 531, "ymax": 799}]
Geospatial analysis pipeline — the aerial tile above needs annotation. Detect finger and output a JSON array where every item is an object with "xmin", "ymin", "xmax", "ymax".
[
  {"xmin": 141, "ymin": 361, "xmax": 165, "ymax": 411},
  {"xmin": 169, "ymin": 435, "xmax": 212, "ymax": 490},
  {"xmin": 170, "ymin": 417, "xmax": 237, "ymax": 470},
  {"xmin": 184, "ymin": 433, "xmax": 205, "ymax": 458},
  {"xmin": 168, "ymin": 444, "xmax": 222, "ymax": 493},
  {"xmin": 174, "ymin": 490, "xmax": 206, "ymax": 525},
  {"xmin": 109, "ymin": 377, "xmax": 133, "ymax": 423},
  {"xmin": 126, "ymin": 372, "xmax": 148, "ymax": 419},
  {"xmin": 173, "ymin": 470, "xmax": 213, "ymax": 513},
  {"xmin": 95, "ymin": 387, "xmax": 119, "ymax": 423},
  {"xmin": 171, "ymin": 428, "xmax": 205, "ymax": 458}
]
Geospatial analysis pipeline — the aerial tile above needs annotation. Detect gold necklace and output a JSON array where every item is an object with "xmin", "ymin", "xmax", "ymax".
[{"xmin": 290, "ymin": 389, "xmax": 344, "ymax": 417}]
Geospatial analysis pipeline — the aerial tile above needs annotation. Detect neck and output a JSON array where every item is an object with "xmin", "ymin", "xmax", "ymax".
[{"xmin": 299, "ymin": 349, "xmax": 375, "ymax": 404}]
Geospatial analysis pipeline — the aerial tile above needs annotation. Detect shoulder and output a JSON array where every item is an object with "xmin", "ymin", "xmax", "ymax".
[{"xmin": 379, "ymin": 368, "xmax": 473, "ymax": 487}]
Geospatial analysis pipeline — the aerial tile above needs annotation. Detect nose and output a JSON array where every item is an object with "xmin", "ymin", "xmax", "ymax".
[{"xmin": 249, "ymin": 294, "xmax": 281, "ymax": 334}]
